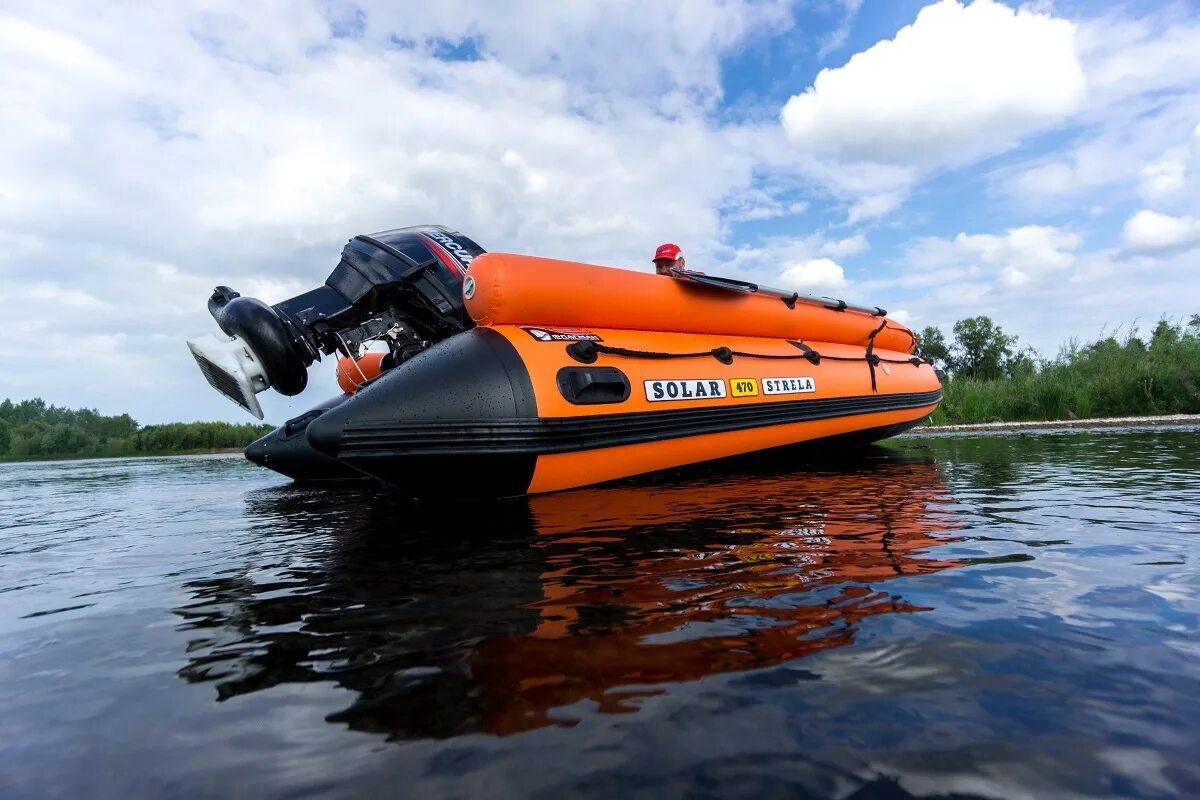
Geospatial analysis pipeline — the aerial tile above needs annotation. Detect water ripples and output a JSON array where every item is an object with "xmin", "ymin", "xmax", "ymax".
[{"xmin": 1, "ymin": 429, "xmax": 1198, "ymax": 798}]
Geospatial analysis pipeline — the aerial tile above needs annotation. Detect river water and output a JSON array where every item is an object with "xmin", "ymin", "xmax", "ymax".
[{"xmin": 1, "ymin": 428, "xmax": 1197, "ymax": 799}]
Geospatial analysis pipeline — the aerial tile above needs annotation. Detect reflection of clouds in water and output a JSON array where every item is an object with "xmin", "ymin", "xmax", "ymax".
[
  {"xmin": 175, "ymin": 448, "xmax": 966, "ymax": 739},
  {"xmin": 802, "ymin": 432, "xmax": 1200, "ymax": 799},
  {"xmin": 912, "ymin": 432, "xmax": 1200, "ymax": 639}
]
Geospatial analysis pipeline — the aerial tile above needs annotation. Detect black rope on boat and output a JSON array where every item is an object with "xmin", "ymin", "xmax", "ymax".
[
  {"xmin": 787, "ymin": 340, "xmax": 822, "ymax": 365},
  {"xmin": 864, "ymin": 319, "xmax": 889, "ymax": 393},
  {"xmin": 782, "ymin": 293, "xmax": 799, "ymax": 310},
  {"xmin": 567, "ymin": 338, "xmax": 934, "ymax": 375},
  {"xmin": 567, "ymin": 340, "xmax": 716, "ymax": 364}
]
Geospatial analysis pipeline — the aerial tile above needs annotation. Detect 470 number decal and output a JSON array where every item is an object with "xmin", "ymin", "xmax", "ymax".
[{"xmin": 731, "ymin": 378, "xmax": 759, "ymax": 397}]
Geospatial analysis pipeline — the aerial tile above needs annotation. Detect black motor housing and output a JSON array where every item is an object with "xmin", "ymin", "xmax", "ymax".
[
  {"xmin": 271, "ymin": 225, "xmax": 485, "ymax": 360},
  {"xmin": 204, "ymin": 225, "xmax": 486, "ymax": 400},
  {"xmin": 212, "ymin": 225, "xmax": 491, "ymax": 483}
]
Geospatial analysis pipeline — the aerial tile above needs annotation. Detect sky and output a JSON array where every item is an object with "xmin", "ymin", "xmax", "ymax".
[{"xmin": 1, "ymin": 0, "xmax": 1198, "ymax": 425}]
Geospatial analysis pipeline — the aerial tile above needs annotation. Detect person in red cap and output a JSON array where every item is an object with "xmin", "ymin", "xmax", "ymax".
[{"xmin": 652, "ymin": 243, "xmax": 686, "ymax": 276}]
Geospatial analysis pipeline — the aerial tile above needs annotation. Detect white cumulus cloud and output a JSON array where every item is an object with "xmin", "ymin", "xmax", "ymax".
[
  {"xmin": 817, "ymin": 0, "xmax": 863, "ymax": 60},
  {"xmin": 870, "ymin": 225, "xmax": 1198, "ymax": 356},
  {"xmin": 0, "ymin": 1, "xmax": 788, "ymax": 423},
  {"xmin": 820, "ymin": 234, "xmax": 870, "ymax": 258},
  {"xmin": 2, "ymin": 0, "xmax": 1199, "ymax": 426},
  {"xmin": 358, "ymin": 0, "xmax": 794, "ymax": 104},
  {"xmin": 1122, "ymin": 210, "xmax": 1200, "ymax": 253},
  {"xmin": 989, "ymin": 8, "xmax": 1200, "ymax": 210},
  {"xmin": 780, "ymin": 0, "xmax": 1084, "ymax": 215},
  {"xmin": 1138, "ymin": 155, "xmax": 1188, "ymax": 200},
  {"xmin": 896, "ymin": 225, "xmax": 1080, "ymax": 292},
  {"xmin": 778, "ymin": 257, "xmax": 847, "ymax": 291}
]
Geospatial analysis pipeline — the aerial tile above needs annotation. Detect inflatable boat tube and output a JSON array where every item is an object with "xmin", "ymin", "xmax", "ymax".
[{"xmin": 465, "ymin": 253, "xmax": 916, "ymax": 352}]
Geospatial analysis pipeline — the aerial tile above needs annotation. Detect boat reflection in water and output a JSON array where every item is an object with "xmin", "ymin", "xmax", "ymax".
[{"xmin": 175, "ymin": 447, "xmax": 964, "ymax": 739}]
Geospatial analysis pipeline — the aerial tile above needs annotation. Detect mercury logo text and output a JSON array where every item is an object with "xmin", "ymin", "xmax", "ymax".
[{"xmin": 424, "ymin": 230, "xmax": 475, "ymax": 268}]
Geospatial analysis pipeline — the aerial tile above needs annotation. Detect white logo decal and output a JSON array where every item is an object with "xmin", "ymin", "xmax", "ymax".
[
  {"xmin": 522, "ymin": 327, "xmax": 602, "ymax": 342},
  {"xmin": 424, "ymin": 229, "xmax": 475, "ymax": 267},
  {"xmin": 762, "ymin": 377, "xmax": 817, "ymax": 395},
  {"xmin": 644, "ymin": 379, "xmax": 727, "ymax": 402}
]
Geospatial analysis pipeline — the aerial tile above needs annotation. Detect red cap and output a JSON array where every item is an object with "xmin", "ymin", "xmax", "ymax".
[{"xmin": 653, "ymin": 243, "xmax": 681, "ymax": 262}]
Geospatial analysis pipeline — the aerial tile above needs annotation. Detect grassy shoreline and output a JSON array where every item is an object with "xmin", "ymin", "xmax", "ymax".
[
  {"xmin": 913, "ymin": 412, "xmax": 1199, "ymax": 435},
  {"xmin": 1, "ymin": 398, "xmax": 274, "ymax": 462},
  {"xmin": 0, "ymin": 447, "xmax": 246, "ymax": 464},
  {"xmin": 5, "ymin": 413, "xmax": 1196, "ymax": 467},
  {"xmin": 921, "ymin": 318, "xmax": 1200, "ymax": 424}
]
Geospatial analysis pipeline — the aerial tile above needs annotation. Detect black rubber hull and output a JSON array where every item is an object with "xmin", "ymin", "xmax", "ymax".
[
  {"xmin": 244, "ymin": 395, "xmax": 366, "ymax": 482},
  {"xmin": 244, "ymin": 328, "xmax": 938, "ymax": 496},
  {"xmin": 305, "ymin": 328, "xmax": 540, "ymax": 496}
]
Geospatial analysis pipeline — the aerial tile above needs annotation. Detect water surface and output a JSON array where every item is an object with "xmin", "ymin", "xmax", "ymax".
[{"xmin": 1, "ymin": 428, "xmax": 1198, "ymax": 798}]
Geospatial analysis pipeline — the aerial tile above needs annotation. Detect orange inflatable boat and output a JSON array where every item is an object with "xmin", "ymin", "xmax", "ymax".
[{"xmin": 186, "ymin": 225, "xmax": 941, "ymax": 494}]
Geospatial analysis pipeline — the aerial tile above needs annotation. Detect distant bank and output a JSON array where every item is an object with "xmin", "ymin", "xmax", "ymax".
[
  {"xmin": 920, "ymin": 315, "xmax": 1200, "ymax": 425},
  {"xmin": 0, "ymin": 398, "xmax": 272, "ymax": 462},
  {"xmin": 912, "ymin": 413, "xmax": 1200, "ymax": 435}
]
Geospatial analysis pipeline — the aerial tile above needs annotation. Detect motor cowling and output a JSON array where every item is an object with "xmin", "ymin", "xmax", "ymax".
[{"xmin": 187, "ymin": 225, "xmax": 487, "ymax": 418}]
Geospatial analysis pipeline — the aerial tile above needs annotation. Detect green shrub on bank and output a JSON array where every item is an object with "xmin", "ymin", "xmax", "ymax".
[
  {"xmin": 928, "ymin": 318, "xmax": 1200, "ymax": 424},
  {"xmin": 0, "ymin": 398, "xmax": 273, "ymax": 460}
]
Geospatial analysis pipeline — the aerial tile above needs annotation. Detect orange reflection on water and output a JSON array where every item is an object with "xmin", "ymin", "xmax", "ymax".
[{"xmin": 474, "ymin": 458, "xmax": 964, "ymax": 734}]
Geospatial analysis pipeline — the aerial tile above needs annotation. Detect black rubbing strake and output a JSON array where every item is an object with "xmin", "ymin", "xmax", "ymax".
[{"xmin": 335, "ymin": 389, "xmax": 943, "ymax": 457}]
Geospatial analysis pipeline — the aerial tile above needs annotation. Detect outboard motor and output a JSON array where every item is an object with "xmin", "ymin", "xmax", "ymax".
[{"xmin": 187, "ymin": 225, "xmax": 485, "ymax": 418}]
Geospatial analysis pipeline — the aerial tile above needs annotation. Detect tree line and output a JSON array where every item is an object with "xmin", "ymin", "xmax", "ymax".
[
  {"xmin": 0, "ymin": 398, "xmax": 274, "ymax": 460},
  {"xmin": 916, "ymin": 315, "xmax": 1200, "ymax": 423}
]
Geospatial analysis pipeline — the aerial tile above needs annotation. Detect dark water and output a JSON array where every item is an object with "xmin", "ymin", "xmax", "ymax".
[{"xmin": 1, "ymin": 429, "xmax": 1198, "ymax": 799}]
